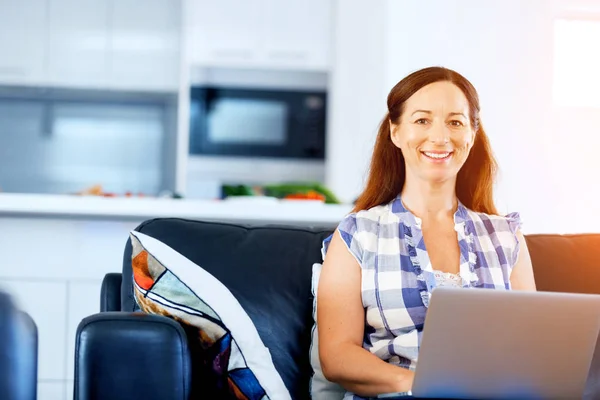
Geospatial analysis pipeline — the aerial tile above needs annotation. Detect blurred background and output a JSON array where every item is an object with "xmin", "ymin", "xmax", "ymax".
[{"xmin": 0, "ymin": 0, "xmax": 599, "ymax": 398}]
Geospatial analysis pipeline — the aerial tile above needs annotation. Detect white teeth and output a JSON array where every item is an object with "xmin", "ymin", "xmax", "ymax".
[{"xmin": 424, "ymin": 152, "xmax": 451, "ymax": 159}]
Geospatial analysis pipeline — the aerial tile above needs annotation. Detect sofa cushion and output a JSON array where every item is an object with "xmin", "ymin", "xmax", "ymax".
[
  {"xmin": 122, "ymin": 218, "xmax": 334, "ymax": 399},
  {"xmin": 130, "ymin": 230, "xmax": 289, "ymax": 399}
]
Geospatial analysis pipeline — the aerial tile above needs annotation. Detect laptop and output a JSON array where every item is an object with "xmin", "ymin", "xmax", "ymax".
[{"xmin": 376, "ymin": 287, "xmax": 600, "ymax": 399}]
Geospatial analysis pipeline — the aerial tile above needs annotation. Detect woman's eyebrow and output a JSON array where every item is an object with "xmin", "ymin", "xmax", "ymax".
[{"xmin": 410, "ymin": 110, "xmax": 467, "ymax": 118}]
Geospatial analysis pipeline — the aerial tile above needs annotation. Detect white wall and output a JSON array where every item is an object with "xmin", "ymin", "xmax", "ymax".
[
  {"xmin": 325, "ymin": 0, "xmax": 388, "ymax": 204},
  {"xmin": 327, "ymin": 0, "xmax": 600, "ymax": 234}
]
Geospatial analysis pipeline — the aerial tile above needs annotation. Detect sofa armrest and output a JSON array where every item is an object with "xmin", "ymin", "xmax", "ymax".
[
  {"xmin": 100, "ymin": 273, "xmax": 122, "ymax": 312},
  {"xmin": 74, "ymin": 312, "xmax": 191, "ymax": 400},
  {"xmin": 0, "ymin": 292, "xmax": 38, "ymax": 400}
]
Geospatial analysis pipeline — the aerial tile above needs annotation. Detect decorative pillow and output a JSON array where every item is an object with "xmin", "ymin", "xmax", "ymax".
[
  {"xmin": 309, "ymin": 263, "xmax": 346, "ymax": 399},
  {"xmin": 129, "ymin": 230, "xmax": 291, "ymax": 400}
]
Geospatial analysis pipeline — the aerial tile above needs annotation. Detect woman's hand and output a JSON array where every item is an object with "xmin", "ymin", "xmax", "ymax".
[{"xmin": 397, "ymin": 369, "xmax": 415, "ymax": 392}]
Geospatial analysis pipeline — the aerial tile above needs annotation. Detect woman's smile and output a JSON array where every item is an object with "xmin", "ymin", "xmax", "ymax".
[{"xmin": 420, "ymin": 150, "xmax": 454, "ymax": 163}]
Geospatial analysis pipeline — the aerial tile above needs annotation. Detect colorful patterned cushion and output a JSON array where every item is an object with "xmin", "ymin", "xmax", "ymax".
[{"xmin": 130, "ymin": 230, "xmax": 291, "ymax": 400}]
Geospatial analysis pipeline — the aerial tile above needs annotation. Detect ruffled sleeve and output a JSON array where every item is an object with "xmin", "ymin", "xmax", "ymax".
[
  {"xmin": 504, "ymin": 212, "xmax": 522, "ymax": 266},
  {"xmin": 321, "ymin": 213, "xmax": 363, "ymax": 266},
  {"xmin": 505, "ymin": 212, "xmax": 522, "ymax": 234}
]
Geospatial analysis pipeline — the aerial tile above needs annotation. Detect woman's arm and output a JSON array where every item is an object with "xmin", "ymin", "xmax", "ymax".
[
  {"xmin": 317, "ymin": 230, "xmax": 414, "ymax": 397},
  {"xmin": 510, "ymin": 230, "xmax": 537, "ymax": 291}
]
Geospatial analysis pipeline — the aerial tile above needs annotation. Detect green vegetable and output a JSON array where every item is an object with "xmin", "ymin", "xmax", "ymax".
[
  {"xmin": 263, "ymin": 182, "xmax": 341, "ymax": 204},
  {"xmin": 221, "ymin": 185, "xmax": 256, "ymax": 197}
]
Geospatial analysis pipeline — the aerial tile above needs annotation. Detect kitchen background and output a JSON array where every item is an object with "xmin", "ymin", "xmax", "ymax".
[{"xmin": 0, "ymin": 0, "xmax": 599, "ymax": 398}]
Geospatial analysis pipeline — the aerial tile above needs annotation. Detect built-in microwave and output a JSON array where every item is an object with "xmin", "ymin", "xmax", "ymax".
[{"xmin": 188, "ymin": 86, "xmax": 327, "ymax": 159}]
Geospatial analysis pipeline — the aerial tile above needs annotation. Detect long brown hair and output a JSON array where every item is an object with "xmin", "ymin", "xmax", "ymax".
[{"xmin": 353, "ymin": 66, "xmax": 499, "ymax": 215}]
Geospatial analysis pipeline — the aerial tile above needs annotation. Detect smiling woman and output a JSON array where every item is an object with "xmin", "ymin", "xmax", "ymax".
[
  {"xmin": 316, "ymin": 66, "xmax": 537, "ymax": 400},
  {"xmin": 355, "ymin": 67, "xmax": 498, "ymax": 215}
]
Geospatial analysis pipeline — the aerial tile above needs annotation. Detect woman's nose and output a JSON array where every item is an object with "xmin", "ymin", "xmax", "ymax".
[{"xmin": 428, "ymin": 122, "xmax": 450, "ymax": 144}]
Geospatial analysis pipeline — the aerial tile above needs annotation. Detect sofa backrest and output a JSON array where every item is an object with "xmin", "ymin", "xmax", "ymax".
[
  {"xmin": 122, "ymin": 218, "xmax": 333, "ymax": 399},
  {"xmin": 525, "ymin": 234, "xmax": 600, "ymax": 295}
]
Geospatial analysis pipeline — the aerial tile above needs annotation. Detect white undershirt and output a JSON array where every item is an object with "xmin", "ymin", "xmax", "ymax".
[{"xmin": 433, "ymin": 270, "xmax": 463, "ymax": 287}]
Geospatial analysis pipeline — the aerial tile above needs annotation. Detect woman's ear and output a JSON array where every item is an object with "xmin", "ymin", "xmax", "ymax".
[{"xmin": 389, "ymin": 120, "xmax": 402, "ymax": 148}]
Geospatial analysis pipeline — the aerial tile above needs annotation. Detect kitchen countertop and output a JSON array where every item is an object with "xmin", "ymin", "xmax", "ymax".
[{"xmin": 0, "ymin": 193, "xmax": 353, "ymax": 227}]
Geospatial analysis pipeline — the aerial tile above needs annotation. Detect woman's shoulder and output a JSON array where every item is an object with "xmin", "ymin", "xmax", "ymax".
[
  {"xmin": 322, "ymin": 204, "xmax": 391, "ymax": 260},
  {"xmin": 339, "ymin": 203, "xmax": 392, "ymax": 231},
  {"xmin": 464, "ymin": 209, "xmax": 524, "ymax": 268},
  {"xmin": 465, "ymin": 208, "xmax": 522, "ymax": 235}
]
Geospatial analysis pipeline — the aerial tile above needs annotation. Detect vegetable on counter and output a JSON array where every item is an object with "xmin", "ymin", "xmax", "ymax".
[
  {"xmin": 222, "ymin": 182, "xmax": 342, "ymax": 204},
  {"xmin": 264, "ymin": 182, "xmax": 341, "ymax": 204},
  {"xmin": 283, "ymin": 190, "xmax": 326, "ymax": 202}
]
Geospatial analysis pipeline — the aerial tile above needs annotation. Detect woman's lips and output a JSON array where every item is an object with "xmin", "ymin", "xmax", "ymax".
[{"xmin": 421, "ymin": 151, "xmax": 453, "ymax": 162}]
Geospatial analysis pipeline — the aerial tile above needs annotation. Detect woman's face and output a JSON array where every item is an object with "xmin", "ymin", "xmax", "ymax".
[{"xmin": 390, "ymin": 81, "xmax": 476, "ymax": 184}]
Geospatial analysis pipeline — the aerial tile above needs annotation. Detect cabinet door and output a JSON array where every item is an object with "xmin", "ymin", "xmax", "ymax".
[
  {"xmin": 47, "ymin": 0, "xmax": 110, "ymax": 88},
  {"xmin": 262, "ymin": 0, "xmax": 332, "ymax": 70},
  {"xmin": 0, "ymin": 0, "xmax": 48, "ymax": 85},
  {"xmin": 186, "ymin": 0, "xmax": 264, "ymax": 67},
  {"xmin": 110, "ymin": 0, "xmax": 181, "ymax": 91}
]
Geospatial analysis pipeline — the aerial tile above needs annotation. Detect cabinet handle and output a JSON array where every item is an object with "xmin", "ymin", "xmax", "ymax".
[
  {"xmin": 268, "ymin": 51, "xmax": 308, "ymax": 61},
  {"xmin": 211, "ymin": 49, "xmax": 254, "ymax": 60}
]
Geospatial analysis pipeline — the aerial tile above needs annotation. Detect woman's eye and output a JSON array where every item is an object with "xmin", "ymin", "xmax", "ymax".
[
  {"xmin": 415, "ymin": 118, "xmax": 428, "ymax": 124},
  {"xmin": 449, "ymin": 120, "xmax": 464, "ymax": 127}
]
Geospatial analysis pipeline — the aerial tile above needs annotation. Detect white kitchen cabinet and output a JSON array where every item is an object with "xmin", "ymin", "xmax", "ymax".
[
  {"xmin": 186, "ymin": 0, "xmax": 263, "ymax": 67},
  {"xmin": 109, "ymin": 0, "xmax": 181, "ymax": 91},
  {"xmin": 47, "ymin": 0, "xmax": 110, "ymax": 88},
  {"xmin": 0, "ymin": 0, "xmax": 48, "ymax": 85},
  {"xmin": 262, "ymin": 0, "xmax": 332, "ymax": 70},
  {"xmin": 186, "ymin": 0, "xmax": 332, "ymax": 71},
  {"xmin": 46, "ymin": 0, "xmax": 181, "ymax": 91}
]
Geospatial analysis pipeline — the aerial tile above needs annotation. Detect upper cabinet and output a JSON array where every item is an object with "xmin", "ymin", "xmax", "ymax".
[
  {"xmin": 0, "ymin": 0, "xmax": 331, "ymax": 90},
  {"xmin": 186, "ymin": 1, "xmax": 262, "ymax": 66},
  {"xmin": 47, "ymin": 0, "xmax": 111, "ymax": 88},
  {"xmin": 0, "ymin": 0, "xmax": 48, "ymax": 85},
  {"xmin": 262, "ymin": 0, "xmax": 332, "ymax": 71},
  {"xmin": 47, "ymin": 0, "xmax": 180, "ymax": 91},
  {"xmin": 185, "ymin": 0, "xmax": 332, "ymax": 71},
  {"xmin": 0, "ymin": 0, "xmax": 181, "ymax": 92},
  {"xmin": 109, "ymin": 0, "xmax": 181, "ymax": 91}
]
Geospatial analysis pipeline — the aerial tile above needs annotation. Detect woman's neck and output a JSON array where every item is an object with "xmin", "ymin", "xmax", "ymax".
[{"xmin": 400, "ymin": 178, "xmax": 458, "ymax": 220}]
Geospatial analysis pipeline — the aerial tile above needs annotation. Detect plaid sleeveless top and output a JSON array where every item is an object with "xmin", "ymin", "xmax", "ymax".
[{"xmin": 321, "ymin": 195, "xmax": 522, "ymax": 389}]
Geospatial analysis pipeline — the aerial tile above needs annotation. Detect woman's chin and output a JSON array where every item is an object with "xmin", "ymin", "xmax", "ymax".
[{"xmin": 421, "ymin": 172, "xmax": 457, "ymax": 184}]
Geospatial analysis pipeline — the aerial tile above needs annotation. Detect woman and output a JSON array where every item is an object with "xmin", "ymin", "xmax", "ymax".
[{"xmin": 317, "ymin": 66, "xmax": 537, "ymax": 399}]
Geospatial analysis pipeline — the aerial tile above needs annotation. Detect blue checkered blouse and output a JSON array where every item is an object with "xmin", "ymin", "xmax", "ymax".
[{"xmin": 321, "ymin": 195, "xmax": 521, "ymax": 398}]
